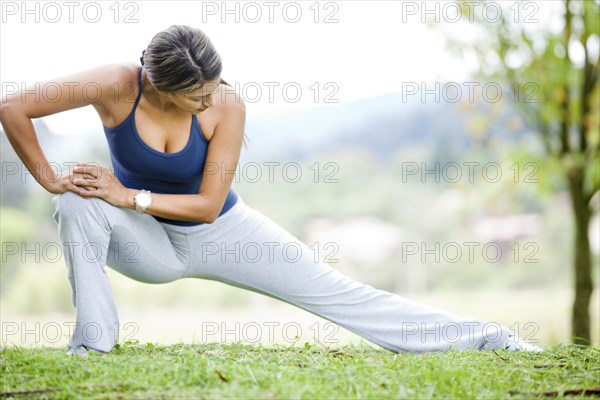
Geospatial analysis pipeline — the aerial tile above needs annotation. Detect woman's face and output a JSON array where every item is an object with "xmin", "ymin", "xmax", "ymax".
[{"xmin": 165, "ymin": 78, "xmax": 221, "ymax": 114}]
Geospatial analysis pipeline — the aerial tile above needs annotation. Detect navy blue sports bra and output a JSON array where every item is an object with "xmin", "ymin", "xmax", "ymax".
[{"xmin": 103, "ymin": 67, "xmax": 238, "ymax": 226}]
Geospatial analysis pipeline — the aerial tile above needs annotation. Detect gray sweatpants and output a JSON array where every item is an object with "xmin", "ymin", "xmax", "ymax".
[{"xmin": 52, "ymin": 191, "xmax": 514, "ymax": 354}]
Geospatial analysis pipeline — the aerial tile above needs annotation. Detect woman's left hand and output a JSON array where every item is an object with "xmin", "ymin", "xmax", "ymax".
[{"xmin": 72, "ymin": 162, "xmax": 131, "ymax": 208}]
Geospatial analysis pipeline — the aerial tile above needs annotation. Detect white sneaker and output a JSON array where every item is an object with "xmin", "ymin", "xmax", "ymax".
[
  {"xmin": 504, "ymin": 335, "xmax": 544, "ymax": 352},
  {"xmin": 66, "ymin": 345, "xmax": 89, "ymax": 358}
]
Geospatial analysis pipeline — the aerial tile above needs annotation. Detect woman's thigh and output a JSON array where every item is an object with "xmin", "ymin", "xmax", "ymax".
[
  {"xmin": 106, "ymin": 213, "xmax": 191, "ymax": 283},
  {"xmin": 183, "ymin": 199, "xmax": 359, "ymax": 303},
  {"xmin": 52, "ymin": 191, "xmax": 190, "ymax": 283}
]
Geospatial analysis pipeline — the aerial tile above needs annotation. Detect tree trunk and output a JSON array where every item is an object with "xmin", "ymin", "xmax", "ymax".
[{"xmin": 567, "ymin": 167, "xmax": 593, "ymax": 345}]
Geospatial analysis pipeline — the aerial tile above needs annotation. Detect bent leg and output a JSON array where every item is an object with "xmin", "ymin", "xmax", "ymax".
[
  {"xmin": 184, "ymin": 199, "xmax": 513, "ymax": 353},
  {"xmin": 52, "ymin": 191, "xmax": 189, "ymax": 352}
]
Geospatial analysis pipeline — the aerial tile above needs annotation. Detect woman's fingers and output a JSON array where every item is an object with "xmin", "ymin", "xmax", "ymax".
[
  {"xmin": 73, "ymin": 164, "xmax": 102, "ymax": 178},
  {"xmin": 71, "ymin": 172, "xmax": 98, "ymax": 182},
  {"xmin": 70, "ymin": 170, "xmax": 101, "ymax": 188},
  {"xmin": 65, "ymin": 181, "xmax": 90, "ymax": 198},
  {"xmin": 69, "ymin": 163, "xmax": 118, "ymax": 201},
  {"xmin": 58, "ymin": 167, "xmax": 98, "ymax": 198},
  {"xmin": 77, "ymin": 188, "xmax": 95, "ymax": 198},
  {"xmin": 72, "ymin": 177, "xmax": 99, "ymax": 188}
]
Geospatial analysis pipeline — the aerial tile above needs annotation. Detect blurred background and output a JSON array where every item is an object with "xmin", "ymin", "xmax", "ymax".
[{"xmin": 1, "ymin": 0, "xmax": 598, "ymax": 349}]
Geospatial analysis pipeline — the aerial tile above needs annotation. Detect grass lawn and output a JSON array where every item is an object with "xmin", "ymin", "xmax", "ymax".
[{"xmin": 1, "ymin": 342, "xmax": 598, "ymax": 399}]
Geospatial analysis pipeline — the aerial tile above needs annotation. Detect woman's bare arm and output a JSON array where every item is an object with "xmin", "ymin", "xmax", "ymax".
[
  {"xmin": 0, "ymin": 64, "xmax": 131, "ymax": 194},
  {"xmin": 73, "ymin": 89, "xmax": 247, "ymax": 224}
]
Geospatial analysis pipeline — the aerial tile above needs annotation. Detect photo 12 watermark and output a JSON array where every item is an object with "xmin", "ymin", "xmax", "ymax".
[
  {"xmin": 401, "ymin": 241, "xmax": 540, "ymax": 264},
  {"xmin": 200, "ymin": 240, "xmax": 340, "ymax": 264},
  {"xmin": 401, "ymin": 82, "xmax": 538, "ymax": 104},
  {"xmin": 1, "ymin": 321, "xmax": 140, "ymax": 345},
  {"xmin": 199, "ymin": 321, "xmax": 340, "ymax": 345},
  {"xmin": 1, "ymin": 240, "xmax": 141, "ymax": 265},
  {"xmin": 400, "ymin": 161, "xmax": 539, "ymax": 184},
  {"xmin": 227, "ymin": 81, "xmax": 340, "ymax": 105},
  {"xmin": 199, "ymin": 1, "xmax": 340, "ymax": 24},
  {"xmin": 1, "ymin": 1, "xmax": 141, "ymax": 24},
  {"xmin": 398, "ymin": 320, "xmax": 539, "ymax": 345},
  {"xmin": 400, "ymin": 1, "xmax": 540, "ymax": 24},
  {"xmin": 204, "ymin": 161, "xmax": 340, "ymax": 184}
]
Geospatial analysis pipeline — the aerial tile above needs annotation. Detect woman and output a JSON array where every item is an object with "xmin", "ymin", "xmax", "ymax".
[{"xmin": 1, "ymin": 25, "xmax": 542, "ymax": 356}]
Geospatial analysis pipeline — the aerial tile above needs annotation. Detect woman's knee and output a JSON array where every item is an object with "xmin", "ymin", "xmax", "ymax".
[
  {"xmin": 52, "ymin": 191, "xmax": 111, "ymax": 224},
  {"xmin": 53, "ymin": 191, "xmax": 87, "ymax": 216}
]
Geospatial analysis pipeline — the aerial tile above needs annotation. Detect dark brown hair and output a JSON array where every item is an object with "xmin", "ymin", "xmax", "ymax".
[{"xmin": 142, "ymin": 25, "xmax": 231, "ymax": 92}]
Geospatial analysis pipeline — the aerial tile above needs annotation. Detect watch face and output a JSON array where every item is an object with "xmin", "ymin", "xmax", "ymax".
[{"xmin": 136, "ymin": 192, "xmax": 152, "ymax": 208}]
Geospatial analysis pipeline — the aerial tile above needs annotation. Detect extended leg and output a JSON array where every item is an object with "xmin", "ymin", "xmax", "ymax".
[{"xmin": 184, "ymin": 199, "xmax": 515, "ymax": 353}]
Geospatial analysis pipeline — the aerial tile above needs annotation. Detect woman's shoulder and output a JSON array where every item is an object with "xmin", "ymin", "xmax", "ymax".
[
  {"xmin": 214, "ymin": 81, "xmax": 246, "ymax": 115},
  {"xmin": 86, "ymin": 63, "xmax": 140, "ymax": 126},
  {"xmin": 71, "ymin": 62, "xmax": 137, "ymax": 85},
  {"xmin": 194, "ymin": 81, "xmax": 245, "ymax": 142},
  {"xmin": 58, "ymin": 63, "xmax": 140, "ymax": 107},
  {"xmin": 92, "ymin": 63, "xmax": 140, "ymax": 97}
]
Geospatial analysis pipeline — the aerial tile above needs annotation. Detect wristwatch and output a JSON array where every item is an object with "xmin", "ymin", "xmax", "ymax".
[{"xmin": 133, "ymin": 189, "xmax": 152, "ymax": 214}]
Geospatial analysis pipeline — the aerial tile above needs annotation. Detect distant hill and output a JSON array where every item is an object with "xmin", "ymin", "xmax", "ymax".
[{"xmin": 243, "ymin": 86, "xmax": 535, "ymax": 163}]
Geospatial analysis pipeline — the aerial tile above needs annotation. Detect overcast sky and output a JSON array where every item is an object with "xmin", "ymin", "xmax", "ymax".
[{"xmin": 1, "ymin": 1, "xmax": 562, "ymax": 134}]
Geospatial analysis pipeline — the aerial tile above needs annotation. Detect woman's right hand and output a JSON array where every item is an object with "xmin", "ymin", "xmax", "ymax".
[{"xmin": 45, "ymin": 169, "xmax": 92, "ymax": 196}]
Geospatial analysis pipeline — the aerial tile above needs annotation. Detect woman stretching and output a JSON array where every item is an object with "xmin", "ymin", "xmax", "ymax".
[{"xmin": 0, "ymin": 25, "xmax": 542, "ymax": 356}]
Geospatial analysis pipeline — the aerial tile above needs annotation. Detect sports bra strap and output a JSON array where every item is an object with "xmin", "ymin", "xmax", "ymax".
[{"xmin": 132, "ymin": 67, "xmax": 144, "ymax": 109}]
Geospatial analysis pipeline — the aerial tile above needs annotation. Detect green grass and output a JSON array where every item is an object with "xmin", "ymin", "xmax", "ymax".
[{"xmin": 1, "ymin": 342, "xmax": 598, "ymax": 399}]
